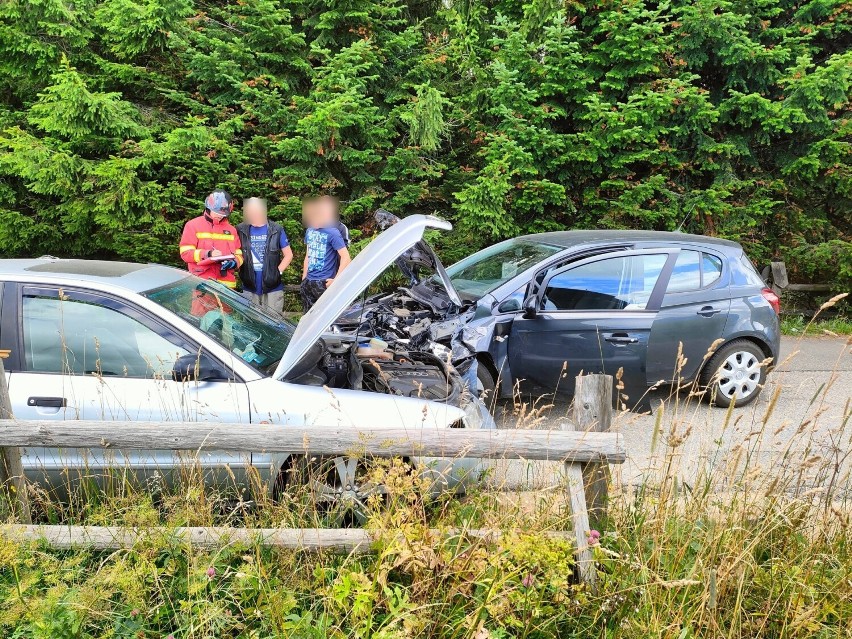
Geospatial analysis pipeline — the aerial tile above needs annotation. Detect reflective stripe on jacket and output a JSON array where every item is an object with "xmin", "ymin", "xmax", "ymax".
[{"xmin": 179, "ymin": 214, "xmax": 244, "ymax": 284}]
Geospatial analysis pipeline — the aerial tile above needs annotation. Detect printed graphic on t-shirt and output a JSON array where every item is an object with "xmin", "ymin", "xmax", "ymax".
[
  {"xmin": 306, "ymin": 229, "xmax": 327, "ymax": 272},
  {"xmin": 250, "ymin": 226, "xmax": 268, "ymax": 272},
  {"xmin": 305, "ymin": 227, "xmax": 345, "ymax": 281}
]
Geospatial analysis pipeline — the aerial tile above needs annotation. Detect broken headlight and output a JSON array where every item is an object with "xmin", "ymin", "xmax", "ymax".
[{"xmin": 461, "ymin": 326, "xmax": 488, "ymax": 350}]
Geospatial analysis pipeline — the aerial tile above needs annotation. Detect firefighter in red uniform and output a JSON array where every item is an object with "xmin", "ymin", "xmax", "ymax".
[{"xmin": 180, "ymin": 190, "xmax": 244, "ymax": 316}]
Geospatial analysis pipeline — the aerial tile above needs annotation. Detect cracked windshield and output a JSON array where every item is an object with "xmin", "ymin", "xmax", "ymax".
[{"xmin": 143, "ymin": 276, "xmax": 293, "ymax": 373}]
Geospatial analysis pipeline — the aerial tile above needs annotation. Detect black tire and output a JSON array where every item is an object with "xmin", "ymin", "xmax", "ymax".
[
  {"xmin": 475, "ymin": 361, "xmax": 496, "ymax": 400},
  {"xmin": 700, "ymin": 340, "xmax": 767, "ymax": 408}
]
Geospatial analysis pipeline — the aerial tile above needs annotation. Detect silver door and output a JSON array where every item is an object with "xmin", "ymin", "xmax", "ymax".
[{"xmin": 13, "ymin": 285, "xmax": 251, "ymax": 495}]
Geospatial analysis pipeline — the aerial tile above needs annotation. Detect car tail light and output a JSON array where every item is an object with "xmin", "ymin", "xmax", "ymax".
[{"xmin": 761, "ymin": 287, "xmax": 780, "ymax": 314}]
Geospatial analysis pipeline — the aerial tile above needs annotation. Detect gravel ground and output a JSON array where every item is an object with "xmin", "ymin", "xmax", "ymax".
[{"xmin": 486, "ymin": 336, "xmax": 852, "ymax": 494}]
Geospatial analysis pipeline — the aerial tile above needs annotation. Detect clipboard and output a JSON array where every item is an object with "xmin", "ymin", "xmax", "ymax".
[{"xmin": 198, "ymin": 253, "xmax": 235, "ymax": 266}]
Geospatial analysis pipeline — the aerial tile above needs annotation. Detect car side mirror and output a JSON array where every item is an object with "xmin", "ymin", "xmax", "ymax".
[
  {"xmin": 522, "ymin": 296, "xmax": 538, "ymax": 319},
  {"xmin": 497, "ymin": 298, "xmax": 522, "ymax": 314},
  {"xmin": 172, "ymin": 353, "xmax": 227, "ymax": 382}
]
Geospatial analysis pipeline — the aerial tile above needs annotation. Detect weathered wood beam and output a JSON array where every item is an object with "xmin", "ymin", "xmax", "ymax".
[
  {"xmin": 1, "ymin": 524, "xmax": 575, "ymax": 553},
  {"xmin": 0, "ymin": 420, "xmax": 625, "ymax": 463},
  {"xmin": 783, "ymin": 283, "xmax": 833, "ymax": 292}
]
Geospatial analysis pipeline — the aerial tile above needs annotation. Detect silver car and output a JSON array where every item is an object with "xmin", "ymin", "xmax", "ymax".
[{"xmin": 0, "ymin": 216, "xmax": 493, "ymax": 512}]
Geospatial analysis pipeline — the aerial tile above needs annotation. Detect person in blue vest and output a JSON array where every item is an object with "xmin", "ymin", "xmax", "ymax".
[
  {"xmin": 236, "ymin": 197, "xmax": 293, "ymax": 313},
  {"xmin": 300, "ymin": 195, "xmax": 351, "ymax": 312}
]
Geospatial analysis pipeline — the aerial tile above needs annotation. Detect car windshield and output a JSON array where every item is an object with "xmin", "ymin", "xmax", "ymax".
[
  {"xmin": 142, "ymin": 276, "xmax": 294, "ymax": 374},
  {"xmin": 444, "ymin": 238, "xmax": 564, "ymax": 299}
]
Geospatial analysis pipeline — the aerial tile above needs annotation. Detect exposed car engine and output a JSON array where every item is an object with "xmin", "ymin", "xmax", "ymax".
[
  {"xmin": 332, "ymin": 210, "xmax": 480, "ymax": 388},
  {"xmin": 337, "ymin": 287, "xmax": 471, "ymax": 346},
  {"xmin": 285, "ymin": 337, "xmax": 467, "ymax": 407}
]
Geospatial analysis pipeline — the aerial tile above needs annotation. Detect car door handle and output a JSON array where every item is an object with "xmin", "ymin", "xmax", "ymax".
[
  {"xmin": 27, "ymin": 396, "xmax": 67, "ymax": 408},
  {"xmin": 697, "ymin": 306, "xmax": 722, "ymax": 317},
  {"xmin": 604, "ymin": 334, "xmax": 639, "ymax": 345}
]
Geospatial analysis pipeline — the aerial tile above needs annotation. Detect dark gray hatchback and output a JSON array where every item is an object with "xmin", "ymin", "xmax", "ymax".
[{"xmin": 338, "ymin": 227, "xmax": 781, "ymax": 409}]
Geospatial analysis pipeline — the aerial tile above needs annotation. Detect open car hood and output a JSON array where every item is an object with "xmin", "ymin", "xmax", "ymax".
[
  {"xmin": 374, "ymin": 209, "xmax": 462, "ymax": 308},
  {"xmin": 397, "ymin": 241, "xmax": 463, "ymax": 308},
  {"xmin": 275, "ymin": 214, "xmax": 457, "ymax": 380}
]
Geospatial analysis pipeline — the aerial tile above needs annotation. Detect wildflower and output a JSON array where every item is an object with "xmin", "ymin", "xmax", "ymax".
[
  {"xmin": 130, "ymin": 609, "xmax": 139, "ymax": 617},
  {"xmin": 207, "ymin": 566, "xmax": 216, "ymax": 579},
  {"xmin": 521, "ymin": 573, "xmax": 535, "ymax": 588},
  {"xmin": 588, "ymin": 529, "xmax": 601, "ymax": 546}
]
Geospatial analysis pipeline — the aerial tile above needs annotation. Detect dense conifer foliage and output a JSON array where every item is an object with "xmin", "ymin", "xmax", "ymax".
[{"xmin": 0, "ymin": 0, "xmax": 849, "ymax": 282}]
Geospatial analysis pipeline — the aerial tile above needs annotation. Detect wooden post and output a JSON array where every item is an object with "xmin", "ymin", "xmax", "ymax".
[
  {"xmin": 770, "ymin": 261, "xmax": 788, "ymax": 296},
  {"xmin": 572, "ymin": 373, "xmax": 613, "ymax": 526},
  {"xmin": 562, "ymin": 373, "xmax": 613, "ymax": 589},
  {"xmin": 564, "ymin": 460, "xmax": 595, "ymax": 587},
  {"xmin": 0, "ymin": 355, "xmax": 31, "ymax": 524}
]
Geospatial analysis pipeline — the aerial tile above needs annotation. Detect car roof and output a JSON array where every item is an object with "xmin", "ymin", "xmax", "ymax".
[
  {"xmin": 0, "ymin": 258, "xmax": 189, "ymax": 293},
  {"xmin": 515, "ymin": 229, "xmax": 741, "ymax": 251}
]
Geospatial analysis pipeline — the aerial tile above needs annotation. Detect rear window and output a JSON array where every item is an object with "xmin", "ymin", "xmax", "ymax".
[
  {"xmin": 703, "ymin": 254, "xmax": 723, "ymax": 286},
  {"xmin": 732, "ymin": 253, "xmax": 766, "ymax": 286},
  {"xmin": 666, "ymin": 250, "xmax": 725, "ymax": 292},
  {"xmin": 667, "ymin": 250, "xmax": 701, "ymax": 292}
]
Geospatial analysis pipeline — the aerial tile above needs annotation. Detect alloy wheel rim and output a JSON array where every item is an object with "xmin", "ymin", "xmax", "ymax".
[
  {"xmin": 307, "ymin": 456, "xmax": 386, "ymax": 525},
  {"xmin": 717, "ymin": 350, "xmax": 761, "ymax": 400}
]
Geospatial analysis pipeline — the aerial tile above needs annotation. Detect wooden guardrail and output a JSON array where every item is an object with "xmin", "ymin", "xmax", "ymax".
[
  {"xmin": 0, "ymin": 421, "xmax": 622, "ymax": 461},
  {"xmin": 0, "ymin": 369, "xmax": 620, "ymax": 586},
  {"xmin": 1, "ymin": 526, "xmax": 576, "ymax": 553},
  {"xmin": 767, "ymin": 261, "xmax": 833, "ymax": 295}
]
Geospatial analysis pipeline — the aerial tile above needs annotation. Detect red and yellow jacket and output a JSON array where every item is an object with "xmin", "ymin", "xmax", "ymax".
[{"xmin": 179, "ymin": 214, "xmax": 244, "ymax": 288}]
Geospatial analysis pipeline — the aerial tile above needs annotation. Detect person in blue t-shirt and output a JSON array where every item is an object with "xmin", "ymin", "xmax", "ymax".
[
  {"xmin": 236, "ymin": 197, "xmax": 293, "ymax": 313},
  {"xmin": 300, "ymin": 195, "xmax": 351, "ymax": 311}
]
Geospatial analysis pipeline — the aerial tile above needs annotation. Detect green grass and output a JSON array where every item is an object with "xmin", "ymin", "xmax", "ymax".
[
  {"xmin": 4, "ymin": 471, "xmax": 851, "ymax": 639},
  {"xmin": 780, "ymin": 314, "xmax": 852, "ymax": 335}
]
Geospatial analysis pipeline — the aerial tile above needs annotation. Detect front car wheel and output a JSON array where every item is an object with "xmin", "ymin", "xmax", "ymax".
[
  {"xmin": 284, "ymin": 455, "xmax": 388, "ymax": 526},
  {"xmin": 475, "ymin": 362, "xmax": 496, "ymax": 400}
]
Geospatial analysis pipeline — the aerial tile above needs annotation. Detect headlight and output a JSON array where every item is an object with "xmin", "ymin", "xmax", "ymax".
[{"xmin": 431, "ymin": 342, "xmax": 451, "ymax": 359}]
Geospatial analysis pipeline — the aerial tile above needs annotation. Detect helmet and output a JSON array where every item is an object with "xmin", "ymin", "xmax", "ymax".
[{"xmin": 204, "ymin": 190, "xmax": 234, "ymax": 216}]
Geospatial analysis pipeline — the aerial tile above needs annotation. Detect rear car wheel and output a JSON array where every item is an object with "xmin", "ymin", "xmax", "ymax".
[{"xmin": 700, "ymin": 340, "xmax": 767, "ymax": 408}]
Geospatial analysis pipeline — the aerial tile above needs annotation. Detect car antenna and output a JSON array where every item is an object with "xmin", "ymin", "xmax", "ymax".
[{"xmin": 675, "ymin": 203, "xmax": 696, "ymax": 233}]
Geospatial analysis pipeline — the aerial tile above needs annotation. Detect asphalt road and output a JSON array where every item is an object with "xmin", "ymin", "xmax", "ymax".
[{"xmin": 489, "ymin": 336, "xmax": 852, "ymax": 492}]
